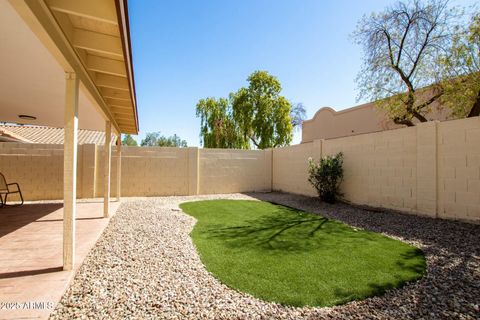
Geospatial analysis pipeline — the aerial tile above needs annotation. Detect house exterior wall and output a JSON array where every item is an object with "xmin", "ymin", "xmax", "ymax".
[
  {"xmin": 0, "ymin": 116, "xmax": 478, "ymax": 223},
  {"xmin": 302, "ymin": 98, "xmax": 451, "ymax": 142},
  {"xmin": 302, "ymin": 103, "xmax": 398, "ymax": 142}
]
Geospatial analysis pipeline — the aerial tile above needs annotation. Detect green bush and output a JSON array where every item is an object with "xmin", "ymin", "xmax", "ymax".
[{"xmin": 308, "ymin": 152, "xmax": 344, "ymax": 203}]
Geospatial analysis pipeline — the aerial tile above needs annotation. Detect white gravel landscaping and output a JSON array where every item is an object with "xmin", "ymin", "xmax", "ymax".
[{"xmin": 50, "ymin": 192, "xmax": 480, "ymax": 320}]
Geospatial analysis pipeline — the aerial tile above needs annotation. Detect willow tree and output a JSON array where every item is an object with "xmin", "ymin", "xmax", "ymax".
[
  {"xmin": 196, "ymin": 97, "xmax": 248, "ymax": 149},
  {"xmin": 196, "ymin": 71, "xmax": 297, "ymax": 149},
  {"xmin": 354, "ymin": 0, "xmax": 459, "ymax": 126},
  {"xmin": 232, "ymin": 71, "xmax": 293, "ymax": 149}
]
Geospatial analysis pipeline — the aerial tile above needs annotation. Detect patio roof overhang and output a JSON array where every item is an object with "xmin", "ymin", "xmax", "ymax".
[
  {"xmin": 2, "ymin": 0, "xmax": 138, "ymax": 135},
  {"xmin": 0, "ymin": 0, "xmax": 136, "ymax": 271}
]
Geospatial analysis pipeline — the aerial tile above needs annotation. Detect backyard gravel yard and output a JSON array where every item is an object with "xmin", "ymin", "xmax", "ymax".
[{"xmin": 50, "ymin": 192, "xmax": 480, "ymax": 320}]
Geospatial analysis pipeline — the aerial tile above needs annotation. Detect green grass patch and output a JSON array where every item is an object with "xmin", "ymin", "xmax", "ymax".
[{"xmin": 180, "ymin": 200, "xmax": 425, "ymax": 307}]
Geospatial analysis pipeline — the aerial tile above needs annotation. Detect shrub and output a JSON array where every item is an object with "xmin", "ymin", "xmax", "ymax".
[{"xmin": 308, "ymin": 152, "xmax": 344, "ymax": 203}]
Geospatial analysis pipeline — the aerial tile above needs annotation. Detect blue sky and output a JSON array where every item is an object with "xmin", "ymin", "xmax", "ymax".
[{"xmin": 128, "ymin": 0, "xmax": 475, "ymax": 146}]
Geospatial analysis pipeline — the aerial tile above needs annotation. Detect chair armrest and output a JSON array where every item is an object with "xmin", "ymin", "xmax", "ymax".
[{"xmin": 7, "ymin": 183, "xmax": 20, "ymax": 193}]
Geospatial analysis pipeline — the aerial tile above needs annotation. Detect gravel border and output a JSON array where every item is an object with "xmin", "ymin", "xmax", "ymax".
[{"xmin": 50, "ymin": 192, "xmax": 480, "ymax": 319}]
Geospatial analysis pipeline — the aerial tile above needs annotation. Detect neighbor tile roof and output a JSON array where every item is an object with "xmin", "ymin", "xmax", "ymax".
[{"xmin": 0, "ymin": 125, "xmax": 116, "ymax": 145}]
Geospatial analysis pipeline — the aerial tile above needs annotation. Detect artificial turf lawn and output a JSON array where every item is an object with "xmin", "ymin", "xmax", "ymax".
[{"xmin": 179, "ymin": 200, "xmax": 426, "ymax": 307}]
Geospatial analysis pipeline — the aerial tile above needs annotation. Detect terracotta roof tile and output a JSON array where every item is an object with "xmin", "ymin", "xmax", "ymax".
[{"xmin": 0, "ymin": 125, "xmax": 117, "ymax": 145}]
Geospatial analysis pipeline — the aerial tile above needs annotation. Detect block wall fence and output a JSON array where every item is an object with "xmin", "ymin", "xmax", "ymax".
[
  {"xmin": 0, "ymin": 117, "xmax": 478, "ymax": 222},
  {"xmin": 272, "ymin": 117, "xmax": 480, "ymax": 223}
]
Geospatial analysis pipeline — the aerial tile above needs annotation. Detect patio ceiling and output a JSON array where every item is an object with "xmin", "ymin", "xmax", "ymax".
[
  {"xmin": 1, "ymin": 0, "xmax": 138, "ymax": 134},
  {"xmin": 0, "ymin": 1, "xmax": 103, "ymax": 131}
]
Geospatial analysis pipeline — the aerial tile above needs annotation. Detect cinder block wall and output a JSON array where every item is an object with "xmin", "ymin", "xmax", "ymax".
[
  {"xmin": 437, "ymin": 117, "xmax": 480, "ymax": 221},
  {"xmin": 0, "ymin": 116, "xmax": 478, "ymax": 222},
  {"xmin": 272, "ymin": 118, "xmax": 480, "ymax": 223},
  {"xmin": 321, "ymin": 126, "xmax": 419, "ymax": 213},
  {"xmin": 0, "ymin": 143, "xmax": 73, "ymax": 200},
  {"xmin": 95, "ymin": 146, "xmax": 272, "ymax": 197},
  {"xmin": 272, "ymin": 142, "xmax": 318, "ymax": 197},
  {"xmin": 199, "ymin": 148, "xmax": 271, "ymax": 194},
  {"xmin": 100, "ymin": 146, "xmax": 190, "ymax": 197}
]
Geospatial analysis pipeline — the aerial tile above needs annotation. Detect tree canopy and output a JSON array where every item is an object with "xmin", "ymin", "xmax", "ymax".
[
  {"xmin": 196, "ymin": 97, "xmax": 248, "ymax": 149},
  {"xmin": 232, "ymin": 71, "xmax": 294, "ymax": 149},
  {"xmin": 354, "ymin": 0, "xmax": 460, "ymax": 126},
  {"xmin": 140, "ymin": 132, "xmax": 187, "ymax": 147},
  {"xmin": 440, "ymin": 12, "xmax": 480, "ymax": 118},
  {"xmin": 122, "ymin": 134, "xmax": 138, "ymax": 146},
  {"xmin": 196, "ymin": 71, "xmax": 305, "ymax": 149}
]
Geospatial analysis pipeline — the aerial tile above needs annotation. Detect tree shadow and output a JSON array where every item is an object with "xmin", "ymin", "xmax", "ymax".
[
  {"xmin": 244, "ymin": 192, "xmax": 480, "ymax": 256},
  {"xmin": 396, "ymin": 248, "xmax": 427, "ymax": 275},
  {"xmin": 242, "ymin": 192, "xmax": 480, "ymax": 317},
  {"xmin": 327, "ymin": 248, "xmax": 425, "ymax": 306},
  {"xmin": 206, "ymin": 205, "xmax": 378, "ymax": 253}
]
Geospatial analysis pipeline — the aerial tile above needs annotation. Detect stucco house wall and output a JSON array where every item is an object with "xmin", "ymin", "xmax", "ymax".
[
  {"xmin": 302, "ymin": 96, "xmax": 451, "ymax": 142},
  {"xmin": 302, "ymin": 103, "xmax": 398, "ymax": 142}
]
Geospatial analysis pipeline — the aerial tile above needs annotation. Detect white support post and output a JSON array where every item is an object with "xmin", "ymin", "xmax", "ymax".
[
  {"xmin": 63, "ymin": 72, "xmax": 79, "ymax": 271},
  {"xmin": 104, "ymin": 121, "xmax": 112, "ymax": 217},
  {"xmin": 116, "ymin": 134, "xmax": 122, "ymax": 201}
]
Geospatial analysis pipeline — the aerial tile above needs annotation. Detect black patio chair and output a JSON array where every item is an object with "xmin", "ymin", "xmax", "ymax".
[{"xmin": 0, "ymin": 173, "xmax": 24, "ymax": 207}]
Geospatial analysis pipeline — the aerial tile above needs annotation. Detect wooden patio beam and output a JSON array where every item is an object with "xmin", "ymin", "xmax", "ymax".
[
  {"xmin": 87, "ymin": 55, "xmax": 126, "ymax": 77},
  {"xmin": 96, "ymin": 73, "xmax": 129, "ymax": 91},
  {"xmin": 72, "ymin": 29, "xmax": 123, "ymax": 58},
  {"xmin": 99, "ymin": 87, "xmax": 130, "ymax": 100},
  {"xmin": 47, "ymin": 0, "xmax": 118, "ymax": 25}
]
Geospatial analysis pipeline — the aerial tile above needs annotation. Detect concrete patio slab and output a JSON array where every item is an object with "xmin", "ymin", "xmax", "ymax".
[{"xmin": 0, "ymin": 201, "xmax": 119, "ymax": 320}]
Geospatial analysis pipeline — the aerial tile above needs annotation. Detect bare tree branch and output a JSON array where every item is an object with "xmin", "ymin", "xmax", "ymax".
[
  {"xmin": 416, "ymin": 88, "xmax": 445, "ymax": 111},
  {"xmin": 354, "ymin": 0, "xmax": 458, "ymax": 126}
]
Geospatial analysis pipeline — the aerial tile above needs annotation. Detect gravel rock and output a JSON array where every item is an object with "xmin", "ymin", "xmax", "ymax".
[{"xmin": 50, "ymin": 192, "xmax": 480, "ymax": 320}]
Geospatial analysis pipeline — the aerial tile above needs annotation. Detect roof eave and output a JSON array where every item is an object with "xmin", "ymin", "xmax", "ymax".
[{"xmin": 115, "ymin": 0, "xmax": 139, "ymax": 134}]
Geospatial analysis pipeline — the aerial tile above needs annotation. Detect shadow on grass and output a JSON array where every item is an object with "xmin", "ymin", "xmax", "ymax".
[
  {"xmin": 397, "ymin": 248, "xmax": 427, "ymax": 274},
  {"xmin": 206, "ymin": 205, "xmax": 380, "ymax": 253},
  {"xmin": 331, "ymin": 252, "xmax": 425, "ymax": 306},
  {"xmin": 183, "ymin": 200, "xmax": 428, "ymax": 307}
]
